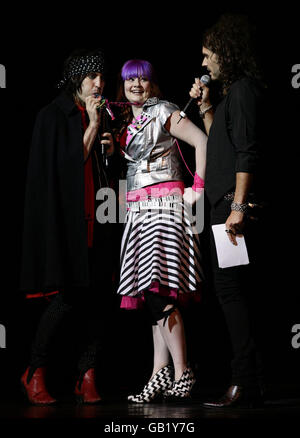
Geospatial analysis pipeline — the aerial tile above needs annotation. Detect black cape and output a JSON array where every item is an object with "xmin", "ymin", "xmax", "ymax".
[{"xmin": 20, "ymin": 92, "xmax": 91, "ymax": 294}]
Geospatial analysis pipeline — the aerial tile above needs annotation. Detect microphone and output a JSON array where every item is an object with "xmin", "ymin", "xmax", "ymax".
[
  {"xmin": 177, "ymin": 74, "xmax": 211, "ymax": 124},
  {"xmin": 93, "ymin": 93, "xmax": 112, "ymax": 167}
]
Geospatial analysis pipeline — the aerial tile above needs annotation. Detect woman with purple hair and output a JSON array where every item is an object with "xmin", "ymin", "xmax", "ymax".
[{"xmin": 116, "ymin": 59, "xmax": 207, "ymax": 403}]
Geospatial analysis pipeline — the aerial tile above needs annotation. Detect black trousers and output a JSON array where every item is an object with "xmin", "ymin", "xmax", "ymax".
[
  {"xmin": 209, "ymin": 198, "xmax": 264, "ymax": 387},
  {"xmin": 29, "ymin": 222, "xmax": 115, "ymax": 377}
]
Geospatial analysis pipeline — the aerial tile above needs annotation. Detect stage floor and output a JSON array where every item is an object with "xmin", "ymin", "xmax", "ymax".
[
  {"xmin": 1, "ymin": 384, "xmax": 299, "ymax": 433},
  {"xmin": 1, "ymin": 397, "xmax": 299, "ymax": 419}
]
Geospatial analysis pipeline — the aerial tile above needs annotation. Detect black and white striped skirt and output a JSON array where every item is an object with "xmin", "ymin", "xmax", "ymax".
[{"xmin": 117, "ymin": 204, "xmax": 203, "ymax": 298}]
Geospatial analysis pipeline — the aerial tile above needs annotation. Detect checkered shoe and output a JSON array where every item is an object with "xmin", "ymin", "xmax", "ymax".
[
  {"xmin": 163, "ymin": 367, "xmax": 195, "ymax": 400},
  {"xmin": 128, "ymin": 365, "xmax": 174, "ymax": 403}
]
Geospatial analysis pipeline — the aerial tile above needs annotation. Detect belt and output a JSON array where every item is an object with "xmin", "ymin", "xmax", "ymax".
[{"xmin": 127, "ymin": 195, "xmax": 182, "ymax": 212}]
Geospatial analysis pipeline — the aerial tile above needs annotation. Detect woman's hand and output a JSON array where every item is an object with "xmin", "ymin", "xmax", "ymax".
[{"xmin": 183, "ymin": 187, "xmax": 204, "ymax": 206}]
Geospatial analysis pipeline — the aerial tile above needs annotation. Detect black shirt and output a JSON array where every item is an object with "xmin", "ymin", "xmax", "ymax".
[{"xmin": 205, "ymin": 77, "xmax": 263, "ymax": 206}]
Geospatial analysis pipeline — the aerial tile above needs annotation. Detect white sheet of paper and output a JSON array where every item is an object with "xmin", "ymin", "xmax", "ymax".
[{"xmin": 212, "ymin": 223, "xmax": 249, "ymax": 268}]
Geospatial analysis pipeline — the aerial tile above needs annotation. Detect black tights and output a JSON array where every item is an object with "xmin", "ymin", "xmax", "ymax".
[
  {"xmin": 28, "ymin": 238, "xmax": 114, "ymax": 382},
  {"xmin": 29, "ymin": 290, "xmax": 107, "ymax": 376}
]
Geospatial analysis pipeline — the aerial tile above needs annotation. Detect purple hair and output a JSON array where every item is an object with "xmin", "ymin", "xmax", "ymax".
[{"xmin": 121, "ymin": 59, "xmax": 156, "ymax": 82}]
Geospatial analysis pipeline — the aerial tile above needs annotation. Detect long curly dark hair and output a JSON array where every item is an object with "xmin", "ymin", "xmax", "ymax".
[{"xmin": 203, "ymin": 14, "xmax": 264, "ymax": 94}]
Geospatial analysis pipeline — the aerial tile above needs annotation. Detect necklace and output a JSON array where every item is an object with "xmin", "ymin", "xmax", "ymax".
[{"xmin": 126, "ymin": 112, "xmax": 150, "ymax": 145}]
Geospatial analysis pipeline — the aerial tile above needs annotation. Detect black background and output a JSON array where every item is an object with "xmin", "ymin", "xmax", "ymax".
[{"xmin": 0, "ymin": 2, "xmax": 299, "ymax": 404}]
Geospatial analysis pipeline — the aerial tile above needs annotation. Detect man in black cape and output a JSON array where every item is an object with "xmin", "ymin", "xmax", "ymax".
[{"xmin": 20, "ymin": 48, "xmax": 118, "ymax": 404}]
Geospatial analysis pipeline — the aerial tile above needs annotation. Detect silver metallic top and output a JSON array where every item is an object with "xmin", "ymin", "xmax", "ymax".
[{"xmin": 125, "ymin": 98, "xmax": 183, "ymax": 192}]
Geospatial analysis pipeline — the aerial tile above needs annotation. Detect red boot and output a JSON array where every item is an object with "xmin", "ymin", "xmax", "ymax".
[
  {"xmin": 74, "ymin": 368, "xmax": 102, "ymax": 404},
  {"xmin": 21, "ymin": 367, "xmax": 57, "ymax": 405}
]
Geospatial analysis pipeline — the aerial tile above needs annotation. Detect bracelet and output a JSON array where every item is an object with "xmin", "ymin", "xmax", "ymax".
[
  {"xmin": 199, "ymin": 104, "xmax": 213, "ymax": 119},
  {"xmin": 231, "ymin": 201, "xmax": 248, "ymax": 213},
  {"xmin": 192, "ymin": 172, "xmax": 205, "ymax": 192}
]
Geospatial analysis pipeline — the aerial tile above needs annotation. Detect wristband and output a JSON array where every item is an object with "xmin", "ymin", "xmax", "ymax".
[
  {"xmin": 231, "ymin": 201, "xmax": 248, "ymax": 213},
  {"xmin": 192, "ymin": 172, "xmax": 205, "ymax": 192}
]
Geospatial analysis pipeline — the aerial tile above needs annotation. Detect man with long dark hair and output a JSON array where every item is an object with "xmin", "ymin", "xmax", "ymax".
[
  {"xmin": 20, "ymin": 48, "xmax": 116, "ymax": 404},
  {"xmin": 190, "ymin": 14, "xmax": 266, "ymax": 408}
]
